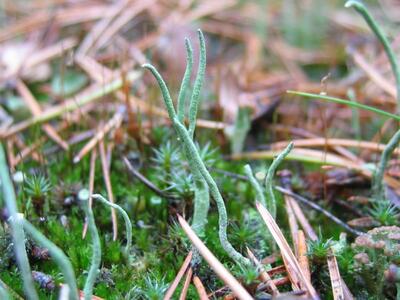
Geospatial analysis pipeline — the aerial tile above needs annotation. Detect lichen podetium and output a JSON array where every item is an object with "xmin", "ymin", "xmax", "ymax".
[{"xmin": 143, "ymin": 30, "xmax": 250, "ymax": 266}]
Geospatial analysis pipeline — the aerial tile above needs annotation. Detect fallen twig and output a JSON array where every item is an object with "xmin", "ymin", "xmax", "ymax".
[{"xmin": 177, "ymin": 215, "xmax": 253, "ymax": 300}]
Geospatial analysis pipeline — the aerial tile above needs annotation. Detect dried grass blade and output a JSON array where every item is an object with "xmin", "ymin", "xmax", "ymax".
[
  {"xmin": 77, "ymin": 0, "xmax": 130, "ymax": 55},
  {"xmin": 326, "ymin": 249, "xmax": 344, "ymax": 300},
  {"xmin": 164, "ymin": 251, "xmax": 193, "ymax": 300},
  {"xmin": 179, "ymin": 268, "xmax": 193, "ymax": 300},
  {"xmin": 177, "ymin": 215, "xmax": 253, "ymax": 300},
  {"xmin": 73, "ymin": 109, "xmax": 124, "ymax": 163},
  {"xmin": 271, "ymin": 138, "xmax": 400, "ymax": 156},
  {"xmin": 246, "ymin": 248, "xmax": 279, "ymax": 295},
  {"xmin": 255, "ymin": 202, "xmax": 319, "ymax": 300},
  {"xmin": 2, "ymin": 71, "xmax": 140, "ymax": 138},
  {"xmin": 99, "ymin": 140, "xmax": 118, "ymax": 241},
  {"xmin": 92, "ymin": 0, "xmax": 155, "ymax": 54},
  {"xmin": 82, "ymin": 148, "xmax": 97, "ymax": 239},
  {"xmin": 297, "ymin": 230, "xmax": 311, "ymax": 284},
  {"xmin": 288, "ymin": 198, "xmax": 318, "ymax": 241},
  {"xmin": 15, "ymin": 80, "xmax": 69, "ymax": 150},
  {"xmin": 232, "ymin": 148, "xmax": 364, "ymax": 171},
  {"xmin": 6, "ymin": 139, "xmax": 15, "ymax": 171},
  {"xmin": 192, "ymin": 276, "xmax": 209, "ymax": 300},
  {"xmin": 284, "ymin": 194, "xmax": 299, "ymax": 255}
]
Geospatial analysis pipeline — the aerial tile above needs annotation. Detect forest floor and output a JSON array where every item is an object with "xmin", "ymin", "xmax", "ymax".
[{"xmin": 0, "ymin": 1, "xmax": 399, "ymax": 299}]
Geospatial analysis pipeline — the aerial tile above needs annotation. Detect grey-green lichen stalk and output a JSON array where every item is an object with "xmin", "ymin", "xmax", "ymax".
[
  {"xmin": 345, "ymin": 0, "xmax": 400, "ymax": 202},
  {"xmin": 79, "ymin": 189, "xmax": 101, "ymax": 300},
  {"xmin": 244, "ymin": 142, "xmax": 294, "ymax": 220},
  {"xmin": 0, "ymin": 144, "xmax": 39, "ymax": 300},
  {"xmin": 143, "ymin": 30, "xmax": 250, "ymax": 266},
  {"xmin": 92, "ymin": 194, "xmax": 133, "ymax": 260},
  {"xmin": 244, "ymin": 164, "xmax": 267, "ymax": 208},
  {"xmin": 22, "ymin": 217, "xmax": 79, "ymax": 300},
  {"xmin": 265, "ymin": 142, "xmax": 294, "ymax": 218}
]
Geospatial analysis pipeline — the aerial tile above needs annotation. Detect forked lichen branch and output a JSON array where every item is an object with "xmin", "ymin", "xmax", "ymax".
[{"xmin": 143, "ymin": 30, "xmax": 250, "ymax": 266}]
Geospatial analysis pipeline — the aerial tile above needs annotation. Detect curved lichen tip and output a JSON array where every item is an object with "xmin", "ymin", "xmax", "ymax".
[
  {"xmin": 344, "ymin": 0, "xmax": 361, "ymax": 8},
  {"xmin": 177, "ymin": 37, "xmax": 194, "ymax": 123}
]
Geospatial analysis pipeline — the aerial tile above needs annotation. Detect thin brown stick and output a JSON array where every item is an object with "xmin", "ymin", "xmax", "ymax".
[
  {"xmin": 77, "ymin": 0, "xmax": 131, "ymax": 55},
  {"xmin": 256, "ymin": 202, "xmax": 319, "ymax": 300},
  {"xmin": 246, "ymin": 248, "xmax": 279, "ymax": 295},
  {"xmin": 179, "ymin": 267, "xmax": 193, "ymax": 300},
  {"xmin": 177, "ymin": 215, "xmax": 253, "ymax": 300},
  {"xmin": 75, "ymin": 55, "xmax": 227, "ymax": 131},
  {"xmin": 73, "ymin": 109, "xmax": 124, "ymax": 163},
  {"xmin": 2, "ymin": 71, "xmax": 140, "ymax": 138},
  {"xmin": 6, "ymin": 139, "xmax": 16, "ymax": 171},
  {"xmin": 351, "ymin": 49, "xmax": 396, "ymax": 99},
  {"xmin": 297, "ymin": 230, "xmax": 311, "ymax": 284},
  {"xmin": 275, "ymin": 186, "xmax": 364, "ymax": 237},
  {"xmin": 284, "ymin": 194, "xmax": 299, "ymax": 255},
  {"xmin": 327, "ymin": 249, "xmax": 344, "ymax": 300},
  {"xmin": 1, "ymin": 37, "xmax": 78, "ymax": 82},
  {"xmin": 164, "ymin": 251, "xmax": 193, "ymax": 300},
  {"xmin": 82, "ymin": 148, "xmax": 97, "ymax": 239},
  {"xmin": 193, "ymin": 276, "xmax": 209, "ymax": 300},
  {"xmin": 92, "ymin": 0, "xmax": 155, "ymax": 54},
  {"xmin": 12, "ymin": 104, "xmax": 94, "ymax": 166},
  {"xmin": 99, "ymin": 140, "xmax": 118, "ymax": 240},
  {"xmin": 0, "ymin": 6, "xmax": 106, "ymax": 42},
  {"xmin": 15, "ymin": 79, "xmax": 69, "ymax": 150}
]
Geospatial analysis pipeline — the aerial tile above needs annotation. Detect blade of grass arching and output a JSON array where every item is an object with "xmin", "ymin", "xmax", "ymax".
[
  {"xmin": 0, "ymin": 145, "xmax": 39, "ymax": 300},
  {"xmin": 179, "ymin": 267, "xmax": 193, "ymax": 300},
  {"xmin": 287, "ymin": 91, "xmax": 400, "ymax": 122},
  {"xmin": 177, "ymin": 215, "xmax": 253, "ymax": 300},
  {"xmin": 256, "ymin": 202, "xmax": 320, "ymax": 300},
  {"xmin": 270, "ymin": 138, "xmax": 400, "ymax": 155},
  {"xmin": 345, "ymin": 0, "xmax": 400, "ymax": 106},
  {"xmin": 232, "ymin": 147, "xmax": 365, "ymax": 170},
  {"xmin": 164, "ymin": 252, "xmax": 193, "ymax": 300}
]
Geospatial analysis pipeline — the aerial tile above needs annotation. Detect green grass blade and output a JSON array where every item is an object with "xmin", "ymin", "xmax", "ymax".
[{"xmin": 287, "ymin": 90, "xmax": 400, "ymax": 122}]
